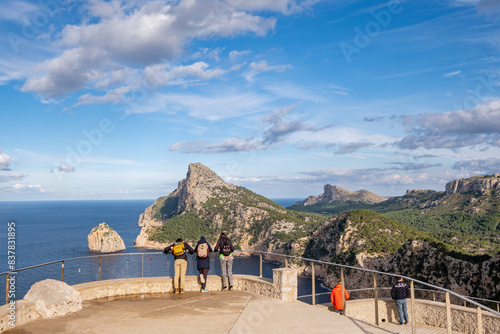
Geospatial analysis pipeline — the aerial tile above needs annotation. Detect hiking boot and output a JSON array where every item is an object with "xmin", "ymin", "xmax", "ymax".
[
  {"xmin": 221, "ymin": 286, "xmax": 227, "ymax": 291},
  {"xmin": 173, "ymin": 289, "xmax": 177, "ymax": 294},
  {"xmin": 201, "ymin": 289, "xmax": 208, "ymax": 292},
  {"xmin": 200, "ymin": 274, "xmax": 205, "ymax": 284},
  {"xmin": 228, "ymin": 285, "xmax": 233, "ymax": 291},
  {"xmin": 180, "ymin": 289, "xmax": 185, "ymax": 294}
]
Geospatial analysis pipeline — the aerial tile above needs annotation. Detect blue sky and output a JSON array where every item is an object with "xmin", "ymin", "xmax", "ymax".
[{"xmin": 1, "ymin": 0, "xmax": 500, "ymax": 201}]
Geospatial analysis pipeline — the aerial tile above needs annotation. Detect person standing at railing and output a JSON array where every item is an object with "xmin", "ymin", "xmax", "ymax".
[
  {"xmin": 194, "ymin": 236, "xmax": 213, "ymax": 292},
  {"xmin": 391, "ymin": 277, "xmax": 410, "ymax": 325},
  {"xmin": 330, "ymin": 282, "xmax": 350, "ymax": 315},
  {"xmin": 214, "ymin": 232, "xmax": 234, "ymax": 291},
  {"xmin": 164, "ymin": 238, "xmax": 195, "ymax": 294}
]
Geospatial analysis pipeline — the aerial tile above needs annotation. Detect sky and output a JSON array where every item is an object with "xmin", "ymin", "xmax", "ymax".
[{"xmin": 1, "ymin": 0, "xmax": 500, "ymax": 201}]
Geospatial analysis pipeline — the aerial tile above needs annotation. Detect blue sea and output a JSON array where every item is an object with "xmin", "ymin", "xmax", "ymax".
[
  {"xmin": 0, "ymin": 198, "xmax": 328, "ymax": 303},
  {"xmin": 0, "ymin": 198, "xmax": 302, "ymax": 273}
]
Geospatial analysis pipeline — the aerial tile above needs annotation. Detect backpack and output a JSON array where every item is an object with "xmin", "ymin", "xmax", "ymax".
[
  {"xmin": 222, "ymin": 239, "xmax": 231, "ymax": 256},
  {"xmin": 172, "ymin": 242, "xmax": 185, "ymax": 256},
  {"xmin": 197, "ymin": 242, "xmax": 209, "ymax": 259}
]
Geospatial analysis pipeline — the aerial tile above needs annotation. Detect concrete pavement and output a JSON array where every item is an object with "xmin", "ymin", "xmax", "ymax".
[{"xmin": 4, "ymin": 290, "xmax": 398, "ymax": 334}]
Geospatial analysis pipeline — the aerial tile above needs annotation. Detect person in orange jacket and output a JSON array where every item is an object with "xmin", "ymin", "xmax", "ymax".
[{"xmin": 330, "ymin": 283, "xmax": 350, "ymax": 314}]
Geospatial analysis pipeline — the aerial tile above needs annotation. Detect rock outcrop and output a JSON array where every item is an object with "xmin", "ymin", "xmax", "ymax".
[
  {"xmin": 303, "ymin": 210, "xmax": 499, "ymax": 301},
  {"xmin": 88, "ymin": 222, "xmax": 126, "ymax": 253},
  {"xmin": 294, "ymin": 184, "xmax": 387, "ymax": 206},
  {"xmin": 24, "ymin": 279, "xmax": 82, "ymax": 318},
  {"xmin": 445, "ymin": 174, "xmax": 500, "ymax": 195},
  {"xmin": 134, "ymin": 162, "xmax": 325, "ymax": 252}
]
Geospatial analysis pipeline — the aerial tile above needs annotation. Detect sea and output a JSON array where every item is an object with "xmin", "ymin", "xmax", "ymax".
[{"xmin": 1, "ymin": 198, "xmax": 330, "ymax": 303}]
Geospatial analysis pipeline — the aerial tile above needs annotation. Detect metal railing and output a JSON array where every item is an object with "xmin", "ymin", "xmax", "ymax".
[{"xmin": 2, "ymin": 250, "xmax": 499, "ymax": 333}]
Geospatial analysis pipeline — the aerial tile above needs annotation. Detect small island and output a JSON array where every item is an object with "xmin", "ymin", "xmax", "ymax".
[{"xmin": 88, "ymin": 222, "xmax": 126, "ymax": 253}]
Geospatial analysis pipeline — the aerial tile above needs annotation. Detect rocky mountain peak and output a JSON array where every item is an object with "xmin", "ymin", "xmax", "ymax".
[
  {"xmin": 323, "ymin": 184, "xmax": 354, "ymax": 200},
  {"xmin": 445, "ymin": 174, "xmax": 500, "ymax": 195},
  {"xmin": 294, "ymin": 184, "xmax": 387, "ymax": 206},
  {"xmin": 176, "ymin": 162, "xmax": 235, "ymax": 212},
  {"xmin": 185, "ymin": 162, "xmax": 225, "ymax": 186}
]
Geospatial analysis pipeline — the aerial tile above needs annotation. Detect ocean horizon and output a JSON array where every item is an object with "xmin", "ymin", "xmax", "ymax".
[{"xmin": 0, "ymin": 198, "xmax": 303, "ymax": 273}]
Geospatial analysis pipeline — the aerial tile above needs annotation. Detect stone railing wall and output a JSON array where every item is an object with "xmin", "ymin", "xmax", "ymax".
[
  {"xmin": 333, "ymin": 298, "xmax": 500, "ymax": 334},
  {"xmin": 0, "ymin": 269, "xmax": 297, "ymax": 333}
]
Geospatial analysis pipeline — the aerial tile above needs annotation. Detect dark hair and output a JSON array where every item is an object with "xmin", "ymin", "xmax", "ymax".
[
  {"xmin": 219, "ymin": 232, "xmax": 226, "ymax": 237},
  {"xmin": 176, "ymin": 238, "xmax": 183, "ymax": 243}
]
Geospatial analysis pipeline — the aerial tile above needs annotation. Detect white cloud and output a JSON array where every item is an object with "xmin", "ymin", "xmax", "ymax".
[
  {"xmin": 170, "ymin": 103, "xmax": 334, "ymax": 152},
  {"xmin": 135, "ymin": 91, "xmax": 271, "ymax": 120},
  {"xmin": 0, "ymin": 184, "xmax": 46, "ymax": 193},
  {"xmin": 7, "ymin": 172, "xmax": 27, "ymax": 180},
  {"xmin": 0, "ymin": 1, "xmax": 39, "ymax": 22},
  {"xmin": 397, "ymin": 99, "xmax": 500, "ymax": 150},
  {"xmin": 245, "ymin": 60, "xmax": 292, "ymax": 81},
  {"xmin": 144, "ymin": 61, "xmax": 225, "ymax": 88},
  {"xmin": 231, "ymin": 0, "xmax": 320, "ymax": 15},
  {"xmin": 229, "ymin": 50, "xmax": 251, "ymax": 61},
  {"xmin": 21, "ymin": 0, "xmax": 278, "ymax": 98},
  {"xmin": 263, "ymin": 81, "xmax": 326, "ymax": 102},
  {"xmin": 380, "ymin": 174, "xmax": 415, "ymax": 184},
  {"xmin": 0, "ymin": 148, "xmax": 11, "ymax": 170},
  {"xmin": 443, "ymin": 70, "xmax": 461, "ymax": 77},
  {"xmin": 58, "ymin": 163, "xmax": 75, "ymax": 173}
]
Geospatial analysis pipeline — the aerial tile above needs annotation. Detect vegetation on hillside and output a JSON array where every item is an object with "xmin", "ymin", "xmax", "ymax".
[
  {"xmin": 289, "ymin": 189, "xmax": 500, "ymax": 255},
  {"xmin": 148, "ymin": 211, "xmax": 216, "ymax": 243},
  {"xmin": 147, "ymin": 184, "xmax": 327, "ymax": 247}
]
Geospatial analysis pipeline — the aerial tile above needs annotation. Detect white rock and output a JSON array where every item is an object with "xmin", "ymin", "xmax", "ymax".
[
  {"xmin": 88, "ymin": 222, "xmax": 126, "ymax": 252},
  {"xmin": 24, "ymin": 279, "xmax": 82, "ymax": 318}
]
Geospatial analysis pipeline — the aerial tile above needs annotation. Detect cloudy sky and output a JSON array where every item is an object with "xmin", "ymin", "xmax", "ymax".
[{"xmin": 1, "ymin": 0, "xmax": 500, "ymax": 201}]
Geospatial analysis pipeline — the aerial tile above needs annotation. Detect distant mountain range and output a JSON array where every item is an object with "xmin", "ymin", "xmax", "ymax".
[
  {"xmin": 289, "ymin": 173, "xmax": 500, "ymax": 256},
  {"xmin": 134, "ymin": 164, "xmax": 500, "ymax": 300},
  {"xmin": 293, "ymin": 184, "xmax": 387, "ymax": 206}
]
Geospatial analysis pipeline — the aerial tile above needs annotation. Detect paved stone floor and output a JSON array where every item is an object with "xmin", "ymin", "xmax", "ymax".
[{"xmin": 4, "ymin": 291, "xmax": 400, "ymax": 334}]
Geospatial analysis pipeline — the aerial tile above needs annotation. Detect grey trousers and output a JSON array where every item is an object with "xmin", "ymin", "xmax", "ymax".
[{"xmin": 220, "ymin": 256, "xmax": 234, "ymax": 287}]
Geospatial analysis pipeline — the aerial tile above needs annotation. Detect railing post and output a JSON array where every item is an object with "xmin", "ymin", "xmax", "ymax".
[
  {"xmin": 311, "ymin": 263, "xmax": 316, "ymax": 306},
  {"xmin": 341, "ymin": 267, "xmax": 346, "ymax": 315},
  {"xmin": 259, "ymin": 253, "xmax": 263, "ymax": 278},
  {"xmin": 477, "ymin": 306, "xmax": 483, "ymax": 334},
  {"xmin": 5, "ymin": 273, "xmax": 9, "ymax": 305},
  {"xmin": 61, "ymin": 260, "xmax": 65, "ymax": 282},
  {"xmin": 446, "ymin": 292, "xmax": 452, "ymax": 334},
  {"xmin": 98, "ymin": 256, "xmax": 102, "ymax": 281},
  {"xmin": 410, "ymin": 280, "xmax": 416, "ymax": 334},
  {"xmin": 285, "ymin": 257, "xmax": 288, "ymax": 268},
  {"xmin": 373, "ymin": 273, "xmax": 379, "ymax": 326}
]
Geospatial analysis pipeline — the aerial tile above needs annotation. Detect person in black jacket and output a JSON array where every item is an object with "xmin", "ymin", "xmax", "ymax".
[
  {"xmin": 214, "ymin": 232, "xmax": 234, "ymax": 291},
  {"xmin": 164, "ymin": 238, "xmax": 194, "ymax": 294},
  {"xmin": 193, "ymin": 236, "xmax": 213, "ymax": 292},
  {"xmin": 391, "ymin": 277, "xmax": 410, "ymax": 325}
]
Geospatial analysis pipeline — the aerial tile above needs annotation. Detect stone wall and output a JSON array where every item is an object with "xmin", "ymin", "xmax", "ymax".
[
  {"xmin": 0, "ymin": 272, "xmax": 285, "ymax": 333},
  {"xmin": 333, "ymin": 298, "xmax": 500, "ymax": 334}
]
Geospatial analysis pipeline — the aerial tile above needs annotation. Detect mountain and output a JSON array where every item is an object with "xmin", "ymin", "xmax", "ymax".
[
  {"xmin": 134, "ymin": 165, "xmax": 499, "ymax": 300},
  {"xmin": 289, "ymin": 174, "xmax": 500, "ymax": 255},
  {"xmin": 303, "ymin": 210, "xmax": 498, "ymax": 301},
  {"xmin": 134, "ymin": 162, "xmax": 326, "ymax": 253},
  {"xmin": 294, "ymin": 184, "xmax": 387, "ymax": 206}
]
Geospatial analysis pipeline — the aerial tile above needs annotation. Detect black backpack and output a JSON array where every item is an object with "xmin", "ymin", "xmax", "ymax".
[{"xmin": 221, "ymin": 239, "xmax": 231, "ymax": 256}]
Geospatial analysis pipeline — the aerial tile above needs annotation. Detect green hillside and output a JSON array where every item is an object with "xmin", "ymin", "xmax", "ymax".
[
  {"xmin": 147, "ymin": 185, "xmax": 327, "ymax": 248},
  {"xmin": 289, "ymin": 189, "xmax": 500, "ymax": 255}
]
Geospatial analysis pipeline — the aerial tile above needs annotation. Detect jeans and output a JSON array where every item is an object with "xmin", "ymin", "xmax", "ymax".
[
  {"xmin": 395, "ymin": 299, "xmax": 409, "ymax": 325},
  {"xmin": 173, "ymin": 259, "xmax": 187, "ymax": 289},
  {"xmin": 220, "ymin": 256, "xmax": 233, "ymax": 287},
  {"xmin": 199, "ymin": 268, "xmax": 208, "ymax": 289}
]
